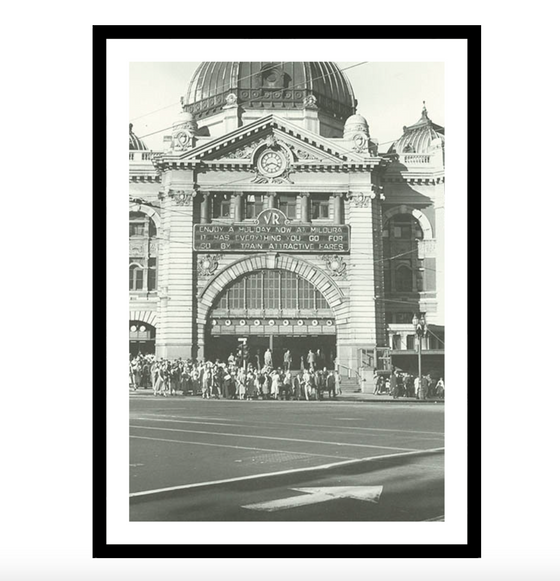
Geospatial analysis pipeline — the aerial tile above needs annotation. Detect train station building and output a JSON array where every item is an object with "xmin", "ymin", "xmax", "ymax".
[{"xmin": 129, "ymin": 62, "xmax": 445, "ymax": 376}]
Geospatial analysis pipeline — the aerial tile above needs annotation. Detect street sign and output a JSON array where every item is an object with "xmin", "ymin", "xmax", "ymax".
[
  {"xmin": 194, "ymin": 208, "xmax": 350, "ymax": 253},
  {"xmin": 242, "ymin": 486, "xmax": 383, "ymax": 512}
]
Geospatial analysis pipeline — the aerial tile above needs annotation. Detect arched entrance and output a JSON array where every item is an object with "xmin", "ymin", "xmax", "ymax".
[
  {"xmin": 198, "ymin": 254, "xmax": 346, "ymax": 369},
  {"xmin": 129, "ymin": 321, "xmax": 156, "ymax": 356}
]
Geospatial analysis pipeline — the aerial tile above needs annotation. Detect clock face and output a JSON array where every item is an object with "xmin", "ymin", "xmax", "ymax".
[{"xmin": 257, "ymin": 149, "xmax": 286, "ymax": 177}]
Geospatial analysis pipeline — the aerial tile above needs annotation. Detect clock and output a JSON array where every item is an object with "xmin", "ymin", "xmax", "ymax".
[{"xmin": 257, "ymin": 149, "xmax": 287, "ymax": 178}]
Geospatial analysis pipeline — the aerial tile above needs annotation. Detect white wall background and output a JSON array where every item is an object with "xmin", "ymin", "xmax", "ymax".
[{"xmin": 1, "ymin": 3, "xmax": 558, "ymax": 580}]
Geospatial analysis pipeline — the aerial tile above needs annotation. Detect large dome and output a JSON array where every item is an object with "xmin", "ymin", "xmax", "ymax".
[{"xmin": 184, "ymin": 62, "xmax": 357, "ymax": 122}]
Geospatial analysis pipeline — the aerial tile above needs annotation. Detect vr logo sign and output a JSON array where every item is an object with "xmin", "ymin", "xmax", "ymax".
[{"xmin": 255, "ymin": 208, "xmax": 289, "ymax": 225}]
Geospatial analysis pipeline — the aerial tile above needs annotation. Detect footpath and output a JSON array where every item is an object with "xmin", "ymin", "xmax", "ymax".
[{"xmin": 129, "ymin": 386, "xmax": 443, "ymax": 404}]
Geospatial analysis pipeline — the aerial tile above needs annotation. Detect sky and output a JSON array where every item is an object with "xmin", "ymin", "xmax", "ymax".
[{"xmin": 129, "ymin": 61, "xmax": 444, "ymax": 153}]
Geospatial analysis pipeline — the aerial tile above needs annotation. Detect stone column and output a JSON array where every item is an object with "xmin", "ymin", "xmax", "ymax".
[
  {"xmin": 336, "ymin": 191, "xmax": 385, "ymax": 375},
  {"xmin": 333, "ymin": 192, "xmax": 343, "ymax": 224},
  {"xmin": 233, "ymin": 192, "xmax": 243, "ymax": 222},
  {"xmin": 434, "ymin": 182, "xmax": 445, "ymax": 326},
  {"xmin": 200, "ymin": 192, "xmax": 211, "ymax": 224},
  {"xmin": 155, "ymin": 183, "xmax": 197, "ymax": 360},
  {"xmin": 300, "ymin": 192, "xmax": 310, "ymax": 223}
]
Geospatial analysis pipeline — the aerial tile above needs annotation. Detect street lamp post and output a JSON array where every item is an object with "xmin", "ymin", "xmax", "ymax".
[{"xmin": 412, "ymin": 313, "xmax": 428, "ymax": 381}]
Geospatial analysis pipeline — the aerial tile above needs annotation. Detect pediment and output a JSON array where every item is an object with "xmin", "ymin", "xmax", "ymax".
[{"xmin": 180, "ymin": 115, "xmax": 372, "ymax": 166}]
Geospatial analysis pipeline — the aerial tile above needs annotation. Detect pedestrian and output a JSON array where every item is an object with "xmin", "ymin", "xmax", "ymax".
[
  {"xmin": 154, "ymin": 364, "xmax": 167, "ymax": 397},
  {"xmin": 260, "ymin": 371, "xmax": 270, "ymax": 399},
  {"xmin": 390, "ymin": 370, "xmax": 398, "ymax": 399},
  {"xmin": 190, "ymin": 365, "xmax": 199, "ymax": 396},
  {"xmin": 264, "ymin": 348, "xmax": 273, "ymax": 368},
  {"xmin": 270, "ymin": 369, "xmax": 280, "ymax": 400},
  {"xmin": 212, "ymin": 364, "xmax": 223, "ymax": 398},
  {"xmin": 315, "ymin": 368, "xmax": 326, "ymax": 400},
  {"xmin": 129, "ymin": 361, "xmax": 137, "ymax": 391},
  {"xmin": 334, "ymin": 369, "xmax": 342, "ymax": 396},
  {"xmin": 237, "ymin": 368, "xmax": 246, "ymax": 400},
  {"xmin": 201, "ymin": 363, "xmax": 211, "ymax": 399},
  {"xmin": 436, "ymin": 377, "xmax": 445, "ymax": 399},
  {"xmin": 282, "ymin": 369, "xmax": 292, "ymax": 400},
  {"xmin": 326, "ymin": 370, "xmax": 336, "ymax": 398},
  {"xmin": 283, "ymin": 349, "xmax": 292, "ymax": 372},
  {"xmin": 414, "ymin": 375, "xmax": 420, "ymax": 399},
  {"xmin": 419, "ymin": 375, "xmax": 428, "ymax": 400},
  {"xmin": 293, "ymin": 371, "xmax": 303, "ymax": 400},
  {"xmin": 306, "ymin": 349, "xmax": 316, "ymax": 371},
  {"xmin": 150, "ymin": 360, "xmax": 158, "ymax": 391}
]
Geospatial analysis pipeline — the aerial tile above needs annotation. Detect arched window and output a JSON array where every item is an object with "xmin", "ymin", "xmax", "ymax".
[
  {"xmin": 129, "ymin": 211, "xmax": 158, "ymax": 292},
  {"xmin": 212, "ymin": 270, "xmax": 331, "ymax": 313},
  {"xmin": 129, "ymin": 263, "xmax": 144, "ymax": 291},
  {"xmin": 383, "ymin": 212, "xmax": 425, "ymax": 294}
]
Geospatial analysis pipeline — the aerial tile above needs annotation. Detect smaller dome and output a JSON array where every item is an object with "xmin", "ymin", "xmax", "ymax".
[
  {"xmin": 345, "ymin": 113, "xmax": 368, "ymax": 125},
  {"xmin": 344, "ymin": 113, "xmax": 370, "ymax": 139},
  {"xmin": 390, "ymin": 103, "xmax": 444, "ymax": 155},
  {"xmin": 129, "ymin": 123, "xmax": 148, "ymax": 151}
]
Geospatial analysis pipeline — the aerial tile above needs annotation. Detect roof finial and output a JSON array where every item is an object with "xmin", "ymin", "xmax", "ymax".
[
  {"xmin": 129, "ymin": 122, "xmax": 133, "ymax": 132},
  {"xmin": 422, "ymin": 101, "xmax": 428, "ymax": 119}
]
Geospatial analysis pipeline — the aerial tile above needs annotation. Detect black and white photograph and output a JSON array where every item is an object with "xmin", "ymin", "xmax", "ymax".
[
  {"xmin": 97, "ymin": 27, "xmax": 478, "ymax": 557},
  {"xmin": 127, "ymin": 60, "xmax": 448, "ymax": 525}
]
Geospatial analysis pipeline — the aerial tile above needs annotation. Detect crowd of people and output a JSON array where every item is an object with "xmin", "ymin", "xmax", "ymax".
[
  {"xmin": 374, "ymin": 369, "xmax": 445, "ymax": 399},
  {"xmin": 129, "ymin": 349, "xmax": 342, "ymax": 401},
  {"xmin": 130, "ymin": 349, "xmax": 444, "ymax": 401}
]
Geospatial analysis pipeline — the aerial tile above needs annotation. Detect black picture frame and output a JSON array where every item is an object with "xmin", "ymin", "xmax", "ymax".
[{"xmin": 93, "ymin": 24, "xmax": 481, "ymax": 558}]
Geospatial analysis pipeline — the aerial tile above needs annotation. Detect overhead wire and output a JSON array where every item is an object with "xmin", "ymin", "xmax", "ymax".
[
  {"xmin": 134, "ymin": 61, "xmax": 369, "ymax": 141},
  {"xmin": 131, "ymin": 61, "xmax": 367, "ymax": 126}
]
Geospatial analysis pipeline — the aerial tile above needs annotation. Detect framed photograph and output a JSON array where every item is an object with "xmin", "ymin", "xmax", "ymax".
[{"xmin": 94, "ymin": 25, "xmax": 480, "ymax": 557}]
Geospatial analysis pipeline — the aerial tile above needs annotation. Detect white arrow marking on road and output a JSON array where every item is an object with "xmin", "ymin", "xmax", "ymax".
[{"xmin": 242, "ymin": 486, "xmax": 383, "ymax": 512}]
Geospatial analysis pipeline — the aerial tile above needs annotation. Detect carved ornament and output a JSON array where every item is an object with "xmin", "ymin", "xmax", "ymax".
[
  {"xmin": 347, "ymin": 191, "xmax": 371, "ymax": 208},
  {"xmin": 168, "ymin": 189, "xmax": 198, "ymax": 206},
  {"xmin": 197, "ymin": 254, "xmax": 221, "ymax": 277},
  {"xmin": 323, "ymin": 255, "xmax": 347, "ymax": 278}
]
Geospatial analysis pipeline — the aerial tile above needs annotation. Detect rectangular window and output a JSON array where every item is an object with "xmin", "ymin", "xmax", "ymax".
[
  {"xmin": 245, "ymin": 194, "xmax": 264, "ymax": 219},
  {"xmin": 278, "ymin": 195, "xmax": 297, "ymax": 219},
  {"xmin": 147, "ymin": 258, "xmax": 157, "ymax": 291},
  {"xmin": 216, "ymin": 292, "xmax": 228, "ymax": 310},
  {"xmin": 229, "ymin": 280, "xmax": 245, "ymax": 309},
  {"xmin": 282, "ymin": 272, "xmax": 298, "ymax": 309},
  {"xmin": 129, "ymin": 222, "xmax": 145, "ymax": 236},
  {"xmin": 298, "ymin": 278, "xmax": 315, "ymax": 309},
  {"xmin": 246, "ymin": 273, "xmax": 262, "ymax": 309},
  {"xmin": 311, "ymin": 194, "xmax": 330, "ymax": 220},
  {"xmin": 315, "ymin": 292, "xmax": 328, "ymax": 309},
  {"xmin": 263, "ymin": 271, "xmax": 280, "ymax": 309},
  {"xmin": 213, "ymin": 194, "xmax": 231, "ymax": 219},
  {"xmin": 406, "ymin": 335, "xmax": 416, "ymax": 350},
  {"xmin": 416, "ymin": 270, "xmax": 424, "ymax": 292}
]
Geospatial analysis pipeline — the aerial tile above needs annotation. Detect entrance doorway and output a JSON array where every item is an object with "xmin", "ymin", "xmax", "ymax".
[
  {"xmin": 129, "ymin": 321, "xmax": 156, "ymax": 356},
  {"xmin": 205, "ymin": 333, "xmax": 336, "ymax": 370}
]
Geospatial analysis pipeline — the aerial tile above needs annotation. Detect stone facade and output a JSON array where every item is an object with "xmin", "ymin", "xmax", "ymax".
[{"xmin": 128, "ymin": 63, "xmax": 444, "ymax": 376}]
